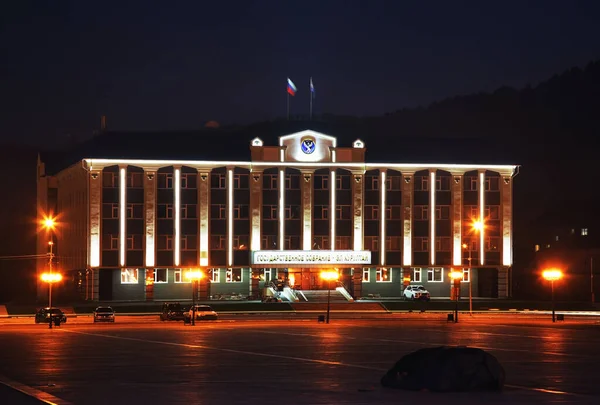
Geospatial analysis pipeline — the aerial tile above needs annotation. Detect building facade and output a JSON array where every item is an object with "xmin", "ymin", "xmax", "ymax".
[{"xmin": 36, "ymin": 130, "xmax": 518, "ymax": 302}]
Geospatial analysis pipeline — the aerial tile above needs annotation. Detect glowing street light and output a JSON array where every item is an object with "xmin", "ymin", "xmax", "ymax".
[
  {"xmin": 320, "ymin": 270, "xmax": 339, "ymax": 324},
  {"xmin": 186, "ymin": 269, "xmax": 204, "ymax": 326},
  {"xmin": 41, "ymin": 272, "xmax": 63, "ymax": 329},
  {"xmin": 464, "ymin": 219, "xmax": 484, "ymax": 316},
  {"xmin": 542, "ymin": 269, "xmax": 563, "ymax": 322}
]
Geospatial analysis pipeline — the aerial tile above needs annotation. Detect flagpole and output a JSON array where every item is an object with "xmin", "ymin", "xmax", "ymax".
[
  {"xmin": 310, "ymin": 79, "xmax": 313, "ymax": 121},
  {"xmin": 287, "ymin": 92, "xmax": 290, "ymax": 120}
]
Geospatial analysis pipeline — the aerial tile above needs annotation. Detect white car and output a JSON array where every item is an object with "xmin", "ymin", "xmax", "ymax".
[
  {"xmin": 403, "ymin": 285, "xmax": 431, "ymax": 301},
  {"xmin": 184, "ymin": 305, "xmax": 218, "ymax": 322}
]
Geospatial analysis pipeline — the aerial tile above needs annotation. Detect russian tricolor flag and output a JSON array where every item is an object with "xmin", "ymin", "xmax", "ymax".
[{"xmin": 287, "ymin": 78, "xmax": 297, "ymax": 96}]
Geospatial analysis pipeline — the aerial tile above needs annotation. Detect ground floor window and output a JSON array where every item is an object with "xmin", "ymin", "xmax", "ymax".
[
  {"xmin": 226, "ymin": 268, "xmax": 242, "ymax": 283},
  {"xmin": 362, "ymin": 268, "xmax": 370, "ymax": 282},
  {"xmin": 154, "ymin": 268, "xmax": 167, "ymax": 283},
  {"xmin": 211, "ymin": 268, "xmax": 220, "ymax": 283},
  {"xmin": 261, "ymin": 268, "xmax": 273, "ymax": 282},
  {"xmin": 462, "ymin": 268, "xmax": 470, "ymax": 282},
  {"xmin": 412, "ymin": 268, "xmax": 422, "ymax": 282},
  {"xmin": 173, "ymin": 269, "xmax": 190, "ymax": 283},
  {"xmin": 427, "ymin": 268, "xmax": 443, "ymax": 282},
  {"xmin": 376, "ymin": 268, "xmax": 391, "ymax": 282},
  {"xmin": 121, "ymin": 268, "xmax": 138, "ymax": 284}
]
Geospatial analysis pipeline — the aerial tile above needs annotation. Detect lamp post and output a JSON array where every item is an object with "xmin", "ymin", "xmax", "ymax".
[
  {"xmin": 449, "ymin": 270, "xmax": 463, "ymax": 323},
  {"xmin": 463, "ymin": 220, "xmax": 483, "ymax": 317},
  {"xmin": 186, "ymin": 269, "xmax": 204, "ymax": 326},
  {"xmin": 320, "ymin": 270, "xmax": 339, "ymax": 324},
  {"xmin": 542, "ymin": 269, "xmax": 563, "ymax": 322},
  {"xmin": 41, "ymin": 272, "xmax": 62, "ymax": 328}
]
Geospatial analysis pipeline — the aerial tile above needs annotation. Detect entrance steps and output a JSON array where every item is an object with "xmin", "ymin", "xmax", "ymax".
[
  {"xmin": 296, "ymin": 289, "xmax": 348, "ymax": 302},
  {"xmin": 290, "ymin": 302, "xmax": 386, "ymax": 312}
]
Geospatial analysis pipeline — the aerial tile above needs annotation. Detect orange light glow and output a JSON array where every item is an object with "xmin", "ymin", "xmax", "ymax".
[
  {"xmin": 449, "ymin": 270, "xmax": 463, "ymax": 280},
  {"xmin": 42, "ymin": 215, "xmax": 56, "ymax": 230},
  {"xmin": 41, "ymin": 273, "xmax": 62, "ymax": 283},
  {"xmin": 320, "ymin": 270, "xmax": 339, "ymax": 281},
  {"xmin": 472, "ymin": 220, "xmax": 483, "ymax": 232},
  {"xmin": 186, "ymin": 269, "xmax": 204, "ymax": 281},
  {"xmin": 542, "ymin": 269, "xmax": 563, "ymax": 282}
]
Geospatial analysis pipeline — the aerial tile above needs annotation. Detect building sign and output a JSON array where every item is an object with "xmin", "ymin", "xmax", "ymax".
[
  {"xmin": 300, "ymin": 137, "xmax": 316, "ymax": 154},
  {"xmin": 251, "ymin": 250, "xmax": 371, "ymax": 265}
]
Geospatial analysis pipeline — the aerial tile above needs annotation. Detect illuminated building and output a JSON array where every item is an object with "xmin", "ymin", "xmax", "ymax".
[{"xmin": 36, "ymin": 129, "xmax": 518, "ymax": 301}]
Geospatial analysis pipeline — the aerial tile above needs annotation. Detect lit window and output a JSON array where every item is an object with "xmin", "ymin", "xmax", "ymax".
[
  {"xmin": 555, "ymin": 235, "xmax": 559, "ymax": 241},
  {"xmin": 226, "ymin": 268, "xmax": 242, "ymax": 283},
  {"xmin": 174, "ymin": 269, "xmax": 190, "ymax": 283},
  {"xmin": 412, "ymin": 268, "xmax": 421, "ymax": 282},
  {"xmin": 534, "ymin": 244, "xmax": 540, "ymax": 252},
  {"xmin": 154, "ymin": 268, "xmax": 167, "ymax": 283},
  {"xmin": 362, "ymin": 268, "xmax": 370, "ymax": 282},
  {"xmin": 211, "ymin": 268, "xmax": 220, "ymax": 283},
  {"xmin": 462, "ymin": 268, "xmax": 470, "ymax": 282},
  {"xmin": 121, "ymin": 268, "xmax": 138, "ymax": 284},
  {"xmin": 582, "ymin": 228, "xmax": 588, "ymax": 236},
  {"xmin": 376, "ymin": 268, "xmax": 391, "ymax": 282}
]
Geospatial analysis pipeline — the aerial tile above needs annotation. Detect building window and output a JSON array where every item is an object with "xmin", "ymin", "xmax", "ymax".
[
  {"xmin": 315, "ymin": 206, "xmax": 329, "ymax": 220},
  {"xmin": 362, "ymin": 268, "xmax": 370, "ymax": 282},
  {"xmin": 180, "ymin": 173, "xmax": 196, "ymax": 189},
  {"xmin": 158, "ymin": 235, "xmax": 173, "ymax": 250},
  {"xmin": 364, "ymin": 236, "xmax": 378, "ymax": 251},
  {"xmin": 534, "ymin": 244, "xmax": 540, "ymax": 252},
  {"xmin": 211, "ymin": 235, "xmax": 226, "ymax": 250},
  {"xmin": 261, "ymin": 235, "xmax": 278, "ymax": 250},
  {"xmin": 435, "ymin": 237, "xmax": 451, "ymax": 252},
  {"xmin": 465, "ymin": 205, "xmax": 478, "ymax": 219},
  {"xmin": 234, "ymin": 204, "xmax": 249, "ymax": 219},
  {"xmin": 435, "ymin": 206, "xmax": 450, "ymax": 220},
  {"xmin": 414, "ymin": 237, "xmax": 429, "ymax": 252},
  {"xmin": 376, "ymin": 268, "xmax": 391, "ymax": 282},
  {"xmin": 436, "ymin": 176, "xmax": 450, "ymax": 191},
  {"xmin": 335, "ymin": 236, "xmax": 350, "ymax": 250},
  {"xmin": 364, "ymin": 205, "xmax": 379, "ymax": 220},
  {"xmin": 127, "ymin": 203, "xmax": 143, "ymax": 219},
  {"xmin": 154, "ymin": 268, "xmax": 167, "ymax": 283},
  {"xmin": 233, "ymin": 174, "xmax": 248, "ymax": 189},
  {"xmin": 485, "ymin": 177, "xmax": 499, "ymax": 191},
  {"xmin": 416, "ymin": 176, "xmax": 428, "ymax": 191},
  {"xmin": 313, "ymin": 236, "xmax": 329, "ymax": 250},
  {"xmin": 226, "ymin": 268, "xmax": 242, "ymax": 283},
  {"xmin": 336, "ymin": 205, "xmax": 351, "ymax": 220},
  {"xmin": 485, "ymin": 237, "xmax": 500, "ymax": 251},
  {"xmin": 181, "ymin": 235, "xmax": 197, "ymax": 251},
  {"xmin": 181, "ymin": 204, "xmax": 197, "ymax": 219},
  {"xmin": 386, "ymin": 175, "xmax": 401, "ymax": 191},
  {"xmin": 158, "ymin": 204, "xmax": 174, "ymax": 219},
  {"xmin": 234, "ymin": 235, "xmax": 249, "ymax": 250},
  {"xmin": 414, "ymin": 206, "xmax": 428, "ymax": 220},
  {"xmin": 582, "ymin": 228, "xmax": 588, "ymax": 236},
  {"xmin": 211, "ymin": 204, "xmax": 226, "ymax": 219},
  {"xmin": 127, "ymin": 172, "xmax": 143, "ymax": 188},
  {"xmin": 102, "ymin": 172, "xmax": 118, "ymax": 188},
  {"xmin": 386, "ymin": 205, "xmax": 401, "ymax": 220},
  {"xmin": 427, "ymin": 268, "xmax": 443, "ymax": 282},
  {"xmin": 285, "ymin": 174, "xmax": 299, "ymax": 190},
  {"xmin": 174, "ymin": 269, "xmax": 190, "ymax": 283},
  {"xmin": 211, "ymin": 268, "xmax": 220, "ymax": 283},
  {"xmin": 262, "ymin": 205, "xmax": 277, "ymax": 220},
  {"xmin": 284, "ymin": 236, "xmax": 300, "ymax": 250},
  {"xmin": 385, "ymin": 236, "xmax": 401, "ymax": 251},
  {"xmin": 485, "ymin": 205, "xmax": 500, "ymax": 220},
  {"xmin": 412, "ymin": 268, "xmax": 421, "ymax": 282},
  {"xmin": 315, "ymin": 175, "xmax": 329, "ymax": 190},
  {"xmin": 467, "ymin": 177, "xmax": 478, "ymax": 191},
  {"xmin": 126, "ymin": 235, "xmax": 142, "ymax": 250},
  {"xmin": 121, "ymin": 268, "xmax": 138, "ymax": 284},
  {"xmin": 157, "ymin": 173, "xmax": 174, "ymax": 189},
  {"xmin": 367, "ymin": 175, "xmax": 379, "ymax": 190},
  {"xmin": 103, "ymin": 234, "xmax": 119, "ymax": 250},
  {"xmin": 211, "ymin": 173, "xmax": 226, "ymax": 189},
  {"xmin": 462, "ymin": 268, "xmax": 470, "ymax": 282}
]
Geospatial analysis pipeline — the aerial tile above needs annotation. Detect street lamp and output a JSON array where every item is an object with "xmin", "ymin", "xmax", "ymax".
[
  {"xmin": 449, "ymin": 270, "xmax": 463, "ymax": 323},
  {"xmin": 41, "ymin": 272, "xmax": 62, "ymax": 328},
  {"xmin": 186, "ymin": 269, "xmax": 204, "ymax": 326},
  {"xmin": 542, "ymin": 269, "xmax": 563, "ymax": 323},
  {"xmin": 320, "ymin": 270, "xmax": 339, "ymax": 324},
  {"xmin": 463, "ymin": 219, "xmax": 483, "ymax": 316}
]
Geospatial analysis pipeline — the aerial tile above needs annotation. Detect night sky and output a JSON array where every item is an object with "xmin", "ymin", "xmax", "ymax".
[{"xmin": 2, "ymin": 0, "xmax": 600, "ymax": 147}]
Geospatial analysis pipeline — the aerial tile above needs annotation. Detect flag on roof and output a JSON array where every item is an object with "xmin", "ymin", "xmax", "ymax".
[
  {"xmin": 310, "ymin": 77, "xmax": 315, "ymax": 97},
  {"xmin": 287, "ymin": 78, "xmax": 297, "ymax": 96}
]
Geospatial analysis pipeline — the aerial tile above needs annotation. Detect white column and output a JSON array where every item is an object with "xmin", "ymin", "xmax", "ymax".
[
  {"xmin": 380, "ymin": 170, "xmax": 386, "ymax": 264},
  {"xmin": 250, "ymin": 171, "xmax": 263, "ymax": 252},
  {"xmin": 352, "ymin": 172, "xmax": 364, "ymax": 251},
  {"xmin": 89, "ymin": 169, "xmax": 102, "ymax": 268},
  {"xmin": 301, "ymin": 171, "xmax": 313, "ymax": 250},
  {"xmin": 279, "ymin": 168, "xmax": 285, "ymax": 251},
  {"xmin": 330, "ymin": 169, "xmax": 336, "ymax": 250},
  {"xmin": 198, "ymin": 170, "xmax": 211, "ymax": 267},
  {"xmin": 450, "ymin": 172, "xmax": 464, "ymax": 266},
  {"xmin": 143, "ymin": 169, "xmax": 157, "ymax": 268},
  {"xmin": 227, "ymin": 168, "xmax": 234, "ymax": 265},
  {"xmin": 501, "ymin": 173, "xmax": 513, "ymax": 266},
  {"xmin": 429, "ymin": 169, "xmax": 436, "ymax": 266},
  {"xmin": 402, "ymin": 172, "xmax": 415, "ymax": 266},
  {"xmin": 478, "ymin": 170, "xmax": 486, "ymax": 265},
  {"xmin": 174, "ymin": 166, "xmax": 181, "ymax": 267},
  {"xmin": 119, "ymin": 166, "xmax": 127, "ymax": 267}
]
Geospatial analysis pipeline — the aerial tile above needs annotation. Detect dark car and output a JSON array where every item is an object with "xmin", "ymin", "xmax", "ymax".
[
  {"xmin": 160, "ymin": 302, "xmax": 185, "ymax": 321},
  {"xmin": 93, "ymin": 306, "xmax": 115, "ymax": 323},
  {"xmin": 35, "ymin": 307, "xmax": 67, "ymax": 324}
]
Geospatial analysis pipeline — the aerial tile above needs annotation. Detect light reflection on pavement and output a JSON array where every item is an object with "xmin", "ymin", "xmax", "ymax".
[{"xmin": 0, "ymin": 314, "xmax": 599, "ymax": 404}]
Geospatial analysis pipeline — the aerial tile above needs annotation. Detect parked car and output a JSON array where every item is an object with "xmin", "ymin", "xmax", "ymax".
[
  {"xmin": 184, "ymin": 305, "xmax": 218, "ymax": 323},
  {"xmin": 35, "ymin": 307, "xmax": 67, "ymax": 324},
  {"xmin": 160, "ymin": 302, "xmax": 185, "ymax": 321},
  {"xmin": 403, "ymin": 285, "xmax": 431, "ymax": 301},
  {"xmin": 93, "ymin": 306, "xmax": 115, "ymax": 323}
]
